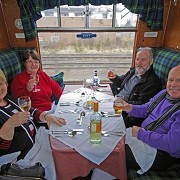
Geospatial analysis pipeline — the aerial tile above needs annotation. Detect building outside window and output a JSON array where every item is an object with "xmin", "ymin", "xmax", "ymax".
[{"xmin": 37, "ymin": 3, "xmax": 137, "ymax": 83}]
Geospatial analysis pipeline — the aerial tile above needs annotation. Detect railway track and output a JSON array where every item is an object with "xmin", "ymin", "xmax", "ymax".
[{"xmin": 41, "ymin": 54, "xmax": 132, "ymax": 82}]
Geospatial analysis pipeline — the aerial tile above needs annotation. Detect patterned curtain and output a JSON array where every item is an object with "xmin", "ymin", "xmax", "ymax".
[{"xmin": 16, "ymin": 0, "xmax": 164, "ymax": 41}]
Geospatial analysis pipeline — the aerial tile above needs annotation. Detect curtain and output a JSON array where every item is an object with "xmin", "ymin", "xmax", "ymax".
[{"xmin": 16, "ymin": 0, "xmax": 164, "ymax": 41}]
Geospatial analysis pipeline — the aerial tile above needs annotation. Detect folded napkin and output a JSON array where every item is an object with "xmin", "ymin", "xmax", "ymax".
[
  {"xmin": 0, "ymin": 152, "xmax": 20, "ymax": 166},
  {"xmin": 17, "ymin": 127, "xmax": 56, "ymax": 180},
  {"xmin": 125, "ymin": 128, "xmax": 157, "ymax": 174}
]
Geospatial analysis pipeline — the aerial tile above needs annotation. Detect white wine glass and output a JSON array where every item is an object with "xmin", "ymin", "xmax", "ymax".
[
  {"xmin": 18, "ymin": 96, "xmax": 31, "ymax": 112},
  {"xmin": 30, "ymin": 74, "xmax": 40, "ymax": 92},
  {"xmin": 18, "ymin": 96, "xmax": 33, "ymax": 121}
]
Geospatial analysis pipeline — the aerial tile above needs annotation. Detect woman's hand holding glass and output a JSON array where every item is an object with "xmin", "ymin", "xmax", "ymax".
[
  {"xmin": 29, "ymin": 74, "xmax": 40, "ymax": 92},
  {"xmin": 1, "ymin": 112, "xmax": 30, "ymax": 140},
  {"xmin": 8, "ymin": 111, "xmax": 31, "ymax": 128},
  {"xmin": 27, "ymin": 74, "xmax": 38, "ymax": 92}
]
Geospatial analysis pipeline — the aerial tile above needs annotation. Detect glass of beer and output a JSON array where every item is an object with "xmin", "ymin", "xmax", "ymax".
[
  {"xmin": 86, "ymin": 96, "xmax": 94, "ymax": 109},
  {"xmin": 113, "ymin": 94, "xmax": 124, "ymax": 115}
]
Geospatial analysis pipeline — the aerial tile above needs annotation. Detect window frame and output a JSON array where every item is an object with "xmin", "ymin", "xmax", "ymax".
[{"xmin": 37, "ymin": 4, "xmax": 138, "ymax": 33}]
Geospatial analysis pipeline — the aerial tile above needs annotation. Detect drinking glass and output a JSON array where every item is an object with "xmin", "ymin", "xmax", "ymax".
[
  {"xmin": 83, "ymin": 78, "xmax": 93, "ymax": 95},
  {"xmin": 18, "ymin": 96, "xmax": 31, "ymax": 112},
  {"xmin": 113, "ymin": 94, "xmax": 124, "ymax": 115},
  {"xmin": 18, "ymin": 96, "xmax": 32, "ymax": 121},
  {"xmin": 86, "ymin": 96, "xmax": 94, "ymax": 110},
  {"xmin": 30, "ymin": 74, "xmax": 40, "ymax": 92}
]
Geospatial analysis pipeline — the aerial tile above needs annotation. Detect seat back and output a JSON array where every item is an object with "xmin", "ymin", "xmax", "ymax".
[{"xmin": 153, "ymin": 47, "xmax": 180, "ymax": 88}]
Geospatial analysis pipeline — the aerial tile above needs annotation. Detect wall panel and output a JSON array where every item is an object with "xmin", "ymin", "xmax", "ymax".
[
  {"xmin": 134, "ymin": 0, "xmax": 170, "ymax": 49},
  {"xmin": 2, "ymin": 0, "xmax": 37, "ymax": 48},
  {"xmin": 0, "ymin": 0, "xmax": 10, "ymax": 50},
  {"xmin": 163, "ymin": 0, "xmax": 180, "ymax": 50}
]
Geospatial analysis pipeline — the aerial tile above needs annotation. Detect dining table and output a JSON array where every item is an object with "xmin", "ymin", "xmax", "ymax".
[{"xmin": 49, "ymin": 84, "xmax": 127, "ymax": 180}]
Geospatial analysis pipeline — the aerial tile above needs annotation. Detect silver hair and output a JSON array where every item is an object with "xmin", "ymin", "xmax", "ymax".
[{"xmin": 137, "ymin": 47, "xmax": 154, "ymax": 60}]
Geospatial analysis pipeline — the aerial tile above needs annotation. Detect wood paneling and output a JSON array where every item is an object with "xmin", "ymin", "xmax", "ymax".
[
  {"xmin": 1, "ymin": 0, "xmax": 37, "ymax": 48},
  {"xmin": 0, "ymin": 0, "xmax": 10, "ymax": 50},
  {"xmin": 134, "ymin": 0, "xmax": 171, "ymax": 49},
  {"xmin": 163, "ymin": 0, "xmax": 180, "ymax": 50}
]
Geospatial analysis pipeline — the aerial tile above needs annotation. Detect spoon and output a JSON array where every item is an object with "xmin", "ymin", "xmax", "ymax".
[{"xmin": 79, "ymin": 111, "xmax": 85, "ymax": 125}]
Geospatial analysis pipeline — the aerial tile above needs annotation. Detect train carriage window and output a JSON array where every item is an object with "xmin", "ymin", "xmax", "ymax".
[{"xmin": 36, "ymin": 3, "xmax": 137, "ymax": 83}]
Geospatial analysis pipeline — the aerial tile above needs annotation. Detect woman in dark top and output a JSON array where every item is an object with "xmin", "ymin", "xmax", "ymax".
[{"xmin": 0, "ymin": 70, "xmax": 66, "ymax": 160}]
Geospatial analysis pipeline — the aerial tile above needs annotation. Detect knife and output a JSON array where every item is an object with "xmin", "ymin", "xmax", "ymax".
[
  {"xmin": 52, "ymin": 131, "xmax": 83, "ymax": 135},
  {"xmin": 101, "ymin": 130, "xmax": 124, "ymax": 135},
  {"xmin": 102, "ymin": 114, "xmax": 121, "ymax": 117},
  {"xmin": 52, "ymin": 129, "xmax": 84, "ymax": 133},
  {"xmin": 59, "ymin": 103, "xmax": 71, "ymax": 106}
]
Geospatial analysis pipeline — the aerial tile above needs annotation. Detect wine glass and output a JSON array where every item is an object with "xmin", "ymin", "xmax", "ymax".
[
  {"xmin": 30, "ymin": 74, "xmax": 40, "ymax": 92},
  {"xmin": 18, "ymin": 96, "xmax": 32, "ymax": 121},
  {"xmin": 83, "ymin": 78, "xmax": 93, "ymax": 95},
  {"xmin": 18, "ymin": 96, "xmax": 31, "ymax": 112}
]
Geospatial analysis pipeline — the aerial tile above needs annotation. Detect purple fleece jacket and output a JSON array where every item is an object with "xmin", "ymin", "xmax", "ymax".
[{"xmin": 129, "ymin": 89, "xmax": 180, "ymax": 158}]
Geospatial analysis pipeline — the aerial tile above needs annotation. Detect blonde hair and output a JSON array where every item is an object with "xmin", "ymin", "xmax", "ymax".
[{"xmin": 0, "ymin": 69, "xmax": 7, "ymax": 83}]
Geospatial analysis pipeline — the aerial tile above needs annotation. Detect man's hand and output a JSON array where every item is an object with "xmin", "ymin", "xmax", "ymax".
[
  {"xmin": 122, "ymin": 100, "xmax": 133, "ymax": 112},
  {"xmin": 107, "ymin": 71, "xmax": 117, "ymax": 79},
  {"xmin": 132, "ymin": 126, "xmax": 141, "ymax": 137}
]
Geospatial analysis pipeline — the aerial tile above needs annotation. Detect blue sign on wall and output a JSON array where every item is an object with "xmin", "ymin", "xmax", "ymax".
[{"xmin": 76, "ymin": 33, "xmax": 97, "ymax": 39}]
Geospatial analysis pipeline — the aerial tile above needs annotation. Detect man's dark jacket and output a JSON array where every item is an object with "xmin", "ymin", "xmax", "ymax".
[{"xmin": 110, "ymin": 65, "xmax": 162, "ymax": 127}]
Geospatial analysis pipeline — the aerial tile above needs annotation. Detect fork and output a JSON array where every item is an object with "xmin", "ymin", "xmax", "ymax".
[{"xmin": 52, "ymin": 130, "xmax": 82, "ymax": 137}]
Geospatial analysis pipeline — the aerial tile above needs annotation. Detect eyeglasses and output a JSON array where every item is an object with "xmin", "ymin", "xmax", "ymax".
[
  {"xmin": 26, "ymin": 60, "xmax": 40, "ymax": 64},
  {"xmin": 167, "ymin": 78, "xmax": 180, "ymax": 84}
]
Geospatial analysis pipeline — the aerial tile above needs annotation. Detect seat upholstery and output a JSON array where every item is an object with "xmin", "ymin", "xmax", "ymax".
[
  {"xmin": 0, "ymin": 49, "xmax": 23, "ymax": 88},
  {"xmin": 153, "ymin": 47, "xmax": 180, "ymax": 87}
]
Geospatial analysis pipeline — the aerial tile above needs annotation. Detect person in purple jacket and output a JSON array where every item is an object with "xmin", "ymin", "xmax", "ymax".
[{"xmin": 122, "ymin": 65, "xmax": 180, "ymax": 171}]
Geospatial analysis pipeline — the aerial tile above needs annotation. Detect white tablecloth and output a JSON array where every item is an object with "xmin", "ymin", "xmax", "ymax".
[{"xmin": 49, "ymin": 87, "xmax": 126, "ymax": 165}]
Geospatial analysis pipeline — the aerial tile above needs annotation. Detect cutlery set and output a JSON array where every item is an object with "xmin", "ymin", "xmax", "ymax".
[
  {"xmin": 55, "ymin": 99, "xmax": 123, "ymax": 137},
  {"xmin": 52, "ymin": 128, "xmax": 124, "ymax": 138},
  {"xmin": 52, "ymin": 129, "xmax": 84, "ymax": 137},
  {"xmin": 59, "ymin": 101, "xmax": 82, "ymax": 106}
]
